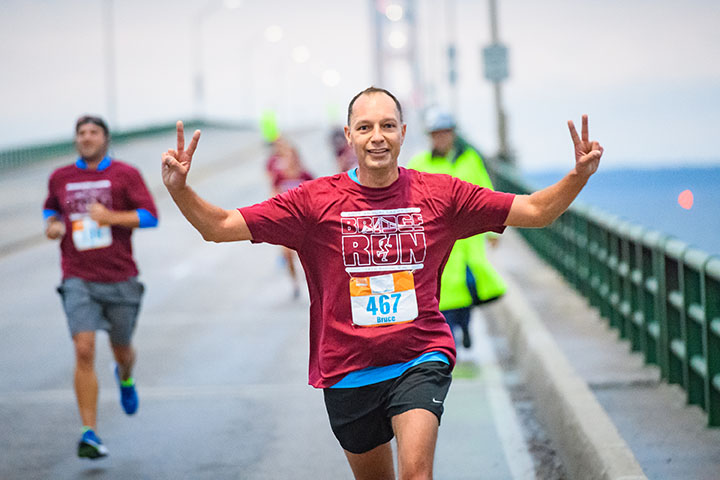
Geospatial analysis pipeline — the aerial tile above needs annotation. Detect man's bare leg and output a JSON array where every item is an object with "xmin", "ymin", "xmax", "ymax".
[
  {"xmin": 392, "ymin": 408, "xmax": 439, "ymax": 480},
  {"xmin": 344, "ymin": 441, "xmax": 395, "ymax": 480},
  {"xmin": 111, "ymin": 343, "xmax": 135, "ymax": 381},
  {"xmin": 72, "ymin": 331, "xmax": 98, "ymax": 428}
]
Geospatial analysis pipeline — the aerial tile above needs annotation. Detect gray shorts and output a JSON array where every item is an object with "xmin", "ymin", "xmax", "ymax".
[{"xmin": 57, "ymin": 277, "xmax": 145, "ymax": 345}]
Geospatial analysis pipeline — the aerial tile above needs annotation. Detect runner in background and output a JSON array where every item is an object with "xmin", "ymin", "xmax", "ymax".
[
  {"xmin": 407, "ymin": 109, "xmax": 507, "ymax": 350},
  {"xmin": 261, "ymin": 109, "xmax": 314, "ymax": 296},
  {"xmin": 43, "ymin": 115, "xmax": 158, "ymax": 460},
  {"xmin": 264, "ymin": 136, "xmax": 314, "ymax": 298}
]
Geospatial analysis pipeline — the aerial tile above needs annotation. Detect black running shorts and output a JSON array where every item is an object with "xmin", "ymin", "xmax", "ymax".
[{"xmin": 323, "ymin": 361, "xmax": 452, "ymax": 454}]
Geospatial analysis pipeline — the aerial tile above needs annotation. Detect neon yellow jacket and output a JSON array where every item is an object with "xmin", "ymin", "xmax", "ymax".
[{"xmin": 407, "ymin": 138, "xmax": 507, "ymax": 310}]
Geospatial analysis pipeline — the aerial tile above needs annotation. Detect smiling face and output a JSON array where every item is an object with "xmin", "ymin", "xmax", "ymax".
[
  {"xmin": 345, "ymin": 92, "xmax": 406, "ymax": 176},
  {"xmin": 75, "ymin": 122, "xmax": 108, "ymax": 162}
]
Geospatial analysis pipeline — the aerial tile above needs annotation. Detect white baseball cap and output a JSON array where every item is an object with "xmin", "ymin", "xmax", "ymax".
[{"xmin": 425, "ymin": 108, "xmax": 456, "ymax": 132}]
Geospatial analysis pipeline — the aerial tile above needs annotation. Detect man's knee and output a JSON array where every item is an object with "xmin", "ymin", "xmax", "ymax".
[
  {"xmin": 111, "ymin": 344, "xmax": 135, "ymax": 365},
  {"xmin": 73, "ymin": 333, "xmax": 96, "ymax": 367}
]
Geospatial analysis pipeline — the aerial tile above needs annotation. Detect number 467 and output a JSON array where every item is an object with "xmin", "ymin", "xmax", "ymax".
[{"xmin": 366, "ymin": 293, "xmax": 401, "ymax": 315}]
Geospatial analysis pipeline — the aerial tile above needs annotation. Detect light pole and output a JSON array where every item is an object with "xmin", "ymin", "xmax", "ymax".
[
  {"xmin": 483, "ymin": 0, "xmax": 511, "ymax": 163},
  {"xmin": 103, "ymin": 0, "xmax": 117, "ymax": 128},
  {"xmin": 445, "ymin": 0, "xmax": 458, "ymax": 117},
  {"xmin": 370, "ymin": 0, "xmax": 385, "ymax": 85},
  {"xmin": 404, "ymin": 0, "xmax": 423, "ymax": 110},
  {"xmin": 369, "ymin": 1, "xmax": 420, "ymax": 109},
  {"xmin": 193, "ymin": 0, "xmax": 242, "ymax": 122}
]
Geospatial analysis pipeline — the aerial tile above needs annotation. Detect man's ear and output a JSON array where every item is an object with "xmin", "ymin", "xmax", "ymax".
[{"xmin": 344, "ymin": 125, "xmax": 351, "ymax": 145}]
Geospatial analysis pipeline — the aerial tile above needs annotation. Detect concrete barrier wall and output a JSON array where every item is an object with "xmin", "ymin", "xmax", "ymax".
[{"xmin": 492, "ymin": 259, "xmax": 647, "ymax": 480}]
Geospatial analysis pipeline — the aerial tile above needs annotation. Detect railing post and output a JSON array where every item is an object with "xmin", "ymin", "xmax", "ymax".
[
  {"xmin": 613, "ymin": 220, "xmax": 632, "ymax": 339},
  {"xmin": 704, "ymin": 256, "xmax": 720, "ymax": 426},
  {"xmin": 626, "ymin": 224, "xmax": 645, "ymax": 353},
  {"xmin": 558, "ymin": 211, "xmax": 573, "ymax": 284},
  {"xmin": 595, "ymin": 211, "xmax": 616, "ymax": 323},
  {"xmin": 642, "ymin": 230, "xmax": 668, "ymax": 370},
  {"xmin": 664, "ymin": 238, "xmax": 690, "ymax": 386},
  {"xmin": 573, "ymin": 204, "xmax": 592, "ymax": 299},
  {"xmin": 586, "ymin": 208, "xmax": 605, "ymax": 313},
  {"xmin": 682, "ymin": 248, "xmax": 711, "ymax": 408}
]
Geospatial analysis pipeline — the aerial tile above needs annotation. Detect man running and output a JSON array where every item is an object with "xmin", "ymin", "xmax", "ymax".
[
  {"xmin": 44, "ymin": 115, "xmax": 158, "ymax": 459},
  {"xmin": 161, "ymin": 87, "xmax": 602, "ymax": 479}
]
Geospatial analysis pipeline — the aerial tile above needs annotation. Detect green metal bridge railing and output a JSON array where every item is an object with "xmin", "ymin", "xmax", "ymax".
[{"xmin": 488, "ymin": 160, "xmax": 720, "ymax": 427}]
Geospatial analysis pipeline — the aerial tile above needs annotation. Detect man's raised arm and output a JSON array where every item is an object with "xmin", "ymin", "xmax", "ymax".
[
  {"xmin": 504, "ymin": 115, "xmax": 603, "ymax": 228},
  {"xmin": 162, "ymin": 121, "xmax": 253, "ymax": 242}
]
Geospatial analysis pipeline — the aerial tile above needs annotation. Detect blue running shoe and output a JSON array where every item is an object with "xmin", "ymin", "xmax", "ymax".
[
  {"xmin": 114, "ymin": 365, "xmax": 138, "ymax": 415},
  {"xmin": 78, "ymin": 429, "xmax": 108, "ymax": 459}
]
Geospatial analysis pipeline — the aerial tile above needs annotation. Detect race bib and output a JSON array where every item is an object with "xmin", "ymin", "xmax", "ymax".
[
  {"xmin": 71, "ymin": 216, "xmax": 112, "ymax": 251},
  {"xmin": 349, "ymin": 271, "xmax": 418, "ymax": 327}
]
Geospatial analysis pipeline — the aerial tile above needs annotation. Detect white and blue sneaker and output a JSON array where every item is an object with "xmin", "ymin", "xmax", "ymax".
[
  {"xmin": 114, "ymin": 365, "xmax": 138, "ymax": 415},
  {"xmin": 77, "ymin": 429, "xmax": 108, "ymax": 459}
]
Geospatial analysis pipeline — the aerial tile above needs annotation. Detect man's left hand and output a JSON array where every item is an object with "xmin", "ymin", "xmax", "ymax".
[
  {"xmin": 568, "ymin": 114, "xmax": 603, "ymax": 178},
  {"xmin": 88, "ymin": 202, "xmax": 112, "ymax": 225}
]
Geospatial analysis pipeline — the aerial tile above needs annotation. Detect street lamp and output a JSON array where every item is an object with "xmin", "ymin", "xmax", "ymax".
[
  {"xmin": 264, "ymin": 25, "xmax": 284, "ymax": 43},
  {"xmin": 388, "ymin": 30, "xmax": 408, "ymax": 49},
  {"xmin": 193, "ymin": 0, "xmax": 242, "ymax": 121},
  {"xmin": 385, "ymin": 4, "xmax": 404, "ymax": 21},
  {"xmin": 291, "ymin": 46, "xmax": 311, "ymax": 64},
  {"xmin": 321, "ymin": 69, "xmax": 341, "ymax": 88}
]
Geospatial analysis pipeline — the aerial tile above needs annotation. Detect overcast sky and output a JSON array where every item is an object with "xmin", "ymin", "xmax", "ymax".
[{"xmin": 1, "ymin": 0, "xmax": 718, "ymax": 170}]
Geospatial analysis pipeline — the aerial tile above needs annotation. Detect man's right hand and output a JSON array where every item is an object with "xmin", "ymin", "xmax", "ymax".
[
  {"xmin": 162, "ymin": 121, "xmax": 201, "ymax": 193},
  {"xmin": 159, "ymin": 121, "xmax": 253, "ymax": 242}
]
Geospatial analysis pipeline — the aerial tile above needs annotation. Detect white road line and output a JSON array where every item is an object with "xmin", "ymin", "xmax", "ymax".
[{"xmin": 468, "ymin": 308, "xmax": 537, "ymax": 480}]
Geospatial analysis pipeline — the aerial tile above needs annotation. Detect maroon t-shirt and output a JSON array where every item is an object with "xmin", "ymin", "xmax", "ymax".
[
  {"xmin": 240, "ymin": 167, "xmax": 514, "ymax": 388},
  {"xmin": 44, "ymin": 159, "xmax": 157, "ymax": 282}
]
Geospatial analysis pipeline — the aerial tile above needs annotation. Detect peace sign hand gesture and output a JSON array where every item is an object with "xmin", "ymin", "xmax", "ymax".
[
  {"xmin": 162, "ymin": 121, "xmax": 202, "ymax": 193},
  {"xmin": 568, "ymin": 115, "xmax": 603, "ymax": 178}
]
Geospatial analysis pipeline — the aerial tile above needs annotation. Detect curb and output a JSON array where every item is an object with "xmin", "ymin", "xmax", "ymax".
[{"xmin": 493, "ymin": 272, "xmax": 647, "ymax": 480}]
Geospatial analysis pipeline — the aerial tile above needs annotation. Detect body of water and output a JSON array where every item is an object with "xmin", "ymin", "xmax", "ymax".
[{"xmin": 524, "ymin": 165, "xmax": 720, "ymax": 257}]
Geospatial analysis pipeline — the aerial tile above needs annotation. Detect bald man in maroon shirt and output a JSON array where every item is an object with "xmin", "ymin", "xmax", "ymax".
[{"xmin": 161, "ymin": 87, "xmax": 602, "ymax": 479}]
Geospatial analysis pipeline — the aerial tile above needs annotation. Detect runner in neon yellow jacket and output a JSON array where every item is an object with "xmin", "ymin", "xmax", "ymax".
[{"xmin": 407, "ymin": 110, "xmax": 507, "ymax": 348}]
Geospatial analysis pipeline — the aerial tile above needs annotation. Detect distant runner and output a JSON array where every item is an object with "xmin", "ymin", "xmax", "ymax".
[
  {"xmin": 44, "ymin": 115, "xmax": 158, "ymax": 459},
  {"xmin": 264, "ymin": 136, "xmax": 314, "ymax": 297}
]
